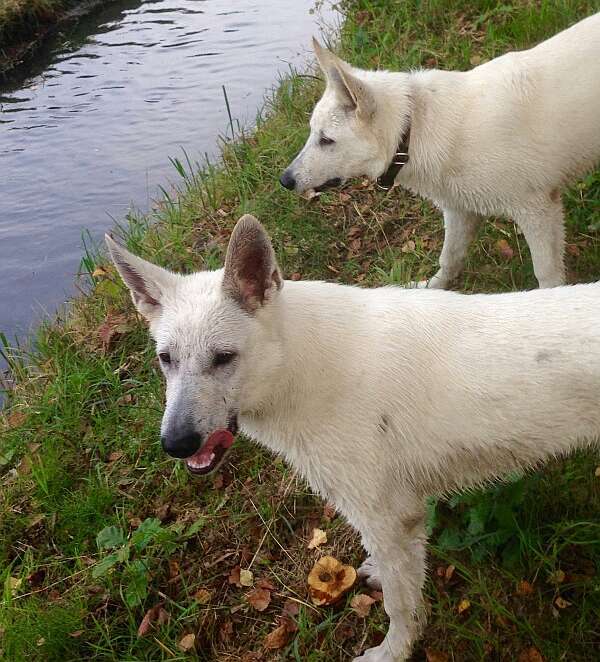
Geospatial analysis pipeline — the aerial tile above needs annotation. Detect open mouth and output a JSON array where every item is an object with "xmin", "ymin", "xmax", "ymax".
[
  {"xmin": 185, "ymin": 429, "xmax": 236, "ymax": 476},
  {"xmin": 313, "ymin": 177, "xmax": 342, "ymax": 193}
]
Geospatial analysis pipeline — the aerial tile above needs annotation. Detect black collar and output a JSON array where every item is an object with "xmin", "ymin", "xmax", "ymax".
[{"xmin": 376, "ymin": 124, "xmax": 411, "ymax": 191}]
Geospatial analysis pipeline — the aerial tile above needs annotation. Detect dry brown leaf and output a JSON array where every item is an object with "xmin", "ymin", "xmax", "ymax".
[
  {"xmin": 517, "ymin": 580, "xmax": 534, "ymax": 595},
  {"xmin": 554, "ymin": 596, "xmax": 571, "ymax": 609},
  {"xmin": 308, "ymin": 527, "xmax": 327, "ymax": 550},
  {"xmin": 496, "ymin": 239, "xmax": 514, "ymax": 260},
  {"xmin": 445, "ymin": 564, "xmax": 456, "ymax": 581},
  {"xmin": 239, "ymin": 568, "xmax": 253, "ymax": 587},
  {"xmin": 264, "ymin": 623, "xmax": 292, "ymax": 650},
  {"xmin": 92, "ymin": 266, "xmax": 108, "ymax": 278},
  {"xmin": 350, "ymin": 593, "xmax": 376, "ymax": 618},
  {"xmin": 401, "ymin": 240, "xmax": 416, "ymax": 253},
  {"xmin": 229, "ymin": 565, "xmax": 242, "ymax": 587},
  {"xmin": 178, "ymin": 633, "xmax": 196, "ymax": 652},
  {"xmin": 107, "ymin": 451, "xmax": 123, "ymax": 463},
  {"xmin": 457, "ymin": 598, "xmax": 471, "ymax": 614},
  {"xmin": 282, "ymin": 599, "xmax": 300, "ymax": 617},
  {"xmin": 194, "ymin": 588, "xmax": 211, "ymax": 604},
  {"xmin": 518, "ymin": 646, "xmax": 544, "ymax": 662},
  {"xmin": 308, "ymin": 556, "xmax": 356, "ymax": 606},
  {"xmin": 6, "ymin": 411, "xmax": 26, "ymax": 429},
  {"xmin": 137, "ymin": 603, "xmax": 168, "ymax": 637},
  {"xmin": 426, "ymin": 649, "xmax": 450, "ymax": 662},
  {"xmin": 256, "ymin": 578, "xmax": 276, "ymax": 591},
  {"xmin": 246, "ymin": 587, "xmax": 271, "ymax": 612}
]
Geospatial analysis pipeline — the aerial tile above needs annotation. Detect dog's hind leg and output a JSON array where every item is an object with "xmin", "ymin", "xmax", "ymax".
[
  {"xmin": 417, "ymin": 208, "xmax": 481, "ymax": 289},
  {"xmin": 354, "ymin": 510, "xmax": 427, "ymax": 662},
  {"xmin": 514, "ymin": 200, "xmax": 565, "ymax": 288}
]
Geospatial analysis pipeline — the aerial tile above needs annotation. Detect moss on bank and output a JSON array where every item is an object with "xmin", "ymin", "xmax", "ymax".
[{"xmin": 1, "ymin": 0, "xmax": 600, "ymax": 659}]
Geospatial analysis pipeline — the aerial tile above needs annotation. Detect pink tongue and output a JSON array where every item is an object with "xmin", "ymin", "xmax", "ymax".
[{"xmin": 192, "ymin": 429, "xmax": 234, "ymax": 463}]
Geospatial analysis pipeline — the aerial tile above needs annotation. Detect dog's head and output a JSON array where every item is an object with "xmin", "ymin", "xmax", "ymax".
[
  {"xmin": 106, "ymin": 214, "xmax": 284, "ymax": 476},
  {"xmin": 280, "ymin": 39, "xmax": 393, "ymax": 194}
]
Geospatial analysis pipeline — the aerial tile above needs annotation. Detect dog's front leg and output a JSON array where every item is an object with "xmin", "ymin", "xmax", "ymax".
[
  {"xmin": 353, "ymin": 511, "xmax": 427, "ymax": 662},
  {"xmin": 418, "ymin": 208, "xmax": 481, "ymax": 289}
]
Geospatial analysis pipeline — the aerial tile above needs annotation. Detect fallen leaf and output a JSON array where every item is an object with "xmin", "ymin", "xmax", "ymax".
[
  {"xmin": 239, "ymin": 568, "xmax": 253, "ymax": 587},
  {"xmin": 517, "ymin": 580, "xmax": 534, "ymax": 595},
  {"xmin": 518, "ymin": 646, "xmax": 544, "ymax": 662},
  {"xmin": 323, "ymin": 503, "xmax": 337, "ymax": 521},
  {"xmin": 6, "ymin": 411, "xmax": 26, "ymax": 429},
  {"xmin": 92, "ymin": 266, "xmax": 108, "ymax": 278},
  {"xmin": 445, "ymin": 564, "xmax": 456, "ymax": 581},
  {"xmin": 168, "ymin": 558, "xmax": 180, "ymax": 579},
  {"xmin": 178, "ymin": 633, "xmax": 196, "ymax": 652},
  {"xmin": 107, "ymin": 451, "xmax": 123, "ymax": 463},
  {"xmin": 308, "ymin": 528, "xmax": 327, "ymax": 550},
  {"xmin": 457, "ymin": 598, "xmax": 471, "ymax": 614},
  {"xmin": 351, "ymin": 593, "xmax": 376, "ymax": 618},
  {"xmin": 229, "ymin": 565, "xmax": 242, "ymax": 587},
  {"xmin": 496, "ymin": 239, "xmax": 514, "ymax": 259},
  {"xmin": 401, "ymin": 240, "xmax": 416, "ymax": 253},
  {"xmin": 426, "ymin": 649, "xmax": 450, "ymax": 662},
  {"xmin": 554, "ymin": 596, "xmax": 571, "ymax": 609},
  {"xmin": 470, "ymin": 54, "xmax": 482, "ymax": 65},
  {"xmin": 256, "ymin": 577, "xmax": 276, "ymax": 591},
  {"xmin": 194, "ymin": 588, "xmax": 211, "ymax": 604},
  {"xmin": 308, "ymin": 556, "xmax": 356, "ymax": 606},
  {"xmin": 246, "ymin": 587, "xmax": 271, "ymax": 612},
  {"xmin": 264, "ymin": 623, "xmax": 292, "ymax": 649},
  {"xmin": 137, "ymin": 603, "xmax": 169, "ymax": 637},
  {"xmin": 69, "ymin": 631, "xmax": 84, "ymax": 638},
  {"xmin": 282, "ymin": 599, "xmax": 300, "ymax": 617}
]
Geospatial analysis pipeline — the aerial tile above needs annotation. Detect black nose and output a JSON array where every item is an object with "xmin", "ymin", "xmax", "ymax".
[
  {"xmin": 161, "ymin": 432, "xmax": 202, "ymax": 459},
  {"xmin": 279, "ymin": 170, "xmax": 296, "ymax": 190}
]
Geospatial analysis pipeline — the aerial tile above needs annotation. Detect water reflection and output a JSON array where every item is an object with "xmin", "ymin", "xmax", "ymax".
[{"xmin": 0, "ymin": 0, "xmax": 335, "ymax": 349}]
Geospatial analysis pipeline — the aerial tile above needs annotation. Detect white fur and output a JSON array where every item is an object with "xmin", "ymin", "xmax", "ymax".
[
  {"xmin": 284, "ymin": 15, "xmax": 600, "ymax": 289},
  {"xmin": 108, "ymin": 218, "xmax": 600, "ymax": 661}
]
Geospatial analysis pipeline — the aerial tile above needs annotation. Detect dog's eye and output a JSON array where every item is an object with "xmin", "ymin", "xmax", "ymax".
[
  {"xmin": 158, "ymin": 352, "xmax": 171, "ymax": 364},
  {"xmin": 319, "ymin": 135, "xmax": 335, "ymax": 146},
  {"xmin": 214, "ymin": 351, "xmax": 236, "ymax": 367}
]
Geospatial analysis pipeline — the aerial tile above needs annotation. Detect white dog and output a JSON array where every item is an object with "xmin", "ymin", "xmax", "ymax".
[
  {"xmin": 281, "ymin": 14, "xmax": 600, "ymax": 289},
  {"xmin": 107, "ymin": 215, "xmax": 600, "ymax": 661}
]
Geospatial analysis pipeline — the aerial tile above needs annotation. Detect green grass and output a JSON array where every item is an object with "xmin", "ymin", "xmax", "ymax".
[{"xmin": 2, "ymin": 0, "xmax": 600, "ymax": 659}]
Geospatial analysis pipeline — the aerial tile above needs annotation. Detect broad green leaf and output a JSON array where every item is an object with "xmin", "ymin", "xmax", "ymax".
[
  {"xmin": 92, "ymin": 553, "xmax": 119, "ymax": 578},
  {"xmin": 96, "ymin": 525, "xmax": 126, "ymax": 551},
  {"xmin": 131, "ymin": 518, "xmax": 162, "ymax": 552}
]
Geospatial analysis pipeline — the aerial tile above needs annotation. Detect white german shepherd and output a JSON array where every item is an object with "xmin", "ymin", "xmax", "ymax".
[
  {"xmin": 281, "ymin": 14, "xmax": 600, "ymax": 289},
  {"xmin": 107, "ymin": 215, "xmax": 600, "ymax": 661}
]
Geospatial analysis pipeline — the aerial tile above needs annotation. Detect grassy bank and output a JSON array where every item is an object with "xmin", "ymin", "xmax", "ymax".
[
  {"xmin": 2, "ymin": 0, "xmax": 600, "ymax": 660},
  {"xmin": 0, "ymin": 0, "xmax": 103, "ymax": 72}
]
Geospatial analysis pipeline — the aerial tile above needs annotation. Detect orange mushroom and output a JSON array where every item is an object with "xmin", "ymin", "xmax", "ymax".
[{"xmin": 307, "ymin": 555, "xmax": 357, "ymax": 606}]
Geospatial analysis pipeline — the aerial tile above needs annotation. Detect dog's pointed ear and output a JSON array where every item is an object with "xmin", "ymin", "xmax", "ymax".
[
  {"xmin": 105, "ymin": 234, "xmax": 176, "ymax": 322},
  {"xmin": 222, "ymin": 214, "xmax": 283, "ymax": 313},
  {"xmin": 312, "ymin": 38, "xmax": 375, "ymax": 119}
]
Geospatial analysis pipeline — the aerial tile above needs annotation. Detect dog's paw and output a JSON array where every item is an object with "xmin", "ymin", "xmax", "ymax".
[
  {"xmin": 357, "ymin": 556, "xmax": 382, "ymax": 590},
  {"xmin": 353, "ymin": 643, "xmax": 397, "ymax": 662}
]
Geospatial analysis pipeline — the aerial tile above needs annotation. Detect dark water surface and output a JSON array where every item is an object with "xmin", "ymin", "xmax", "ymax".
[{"xmin": 0, "ymin": 0, "xmax": 335, "ymax": 346}]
